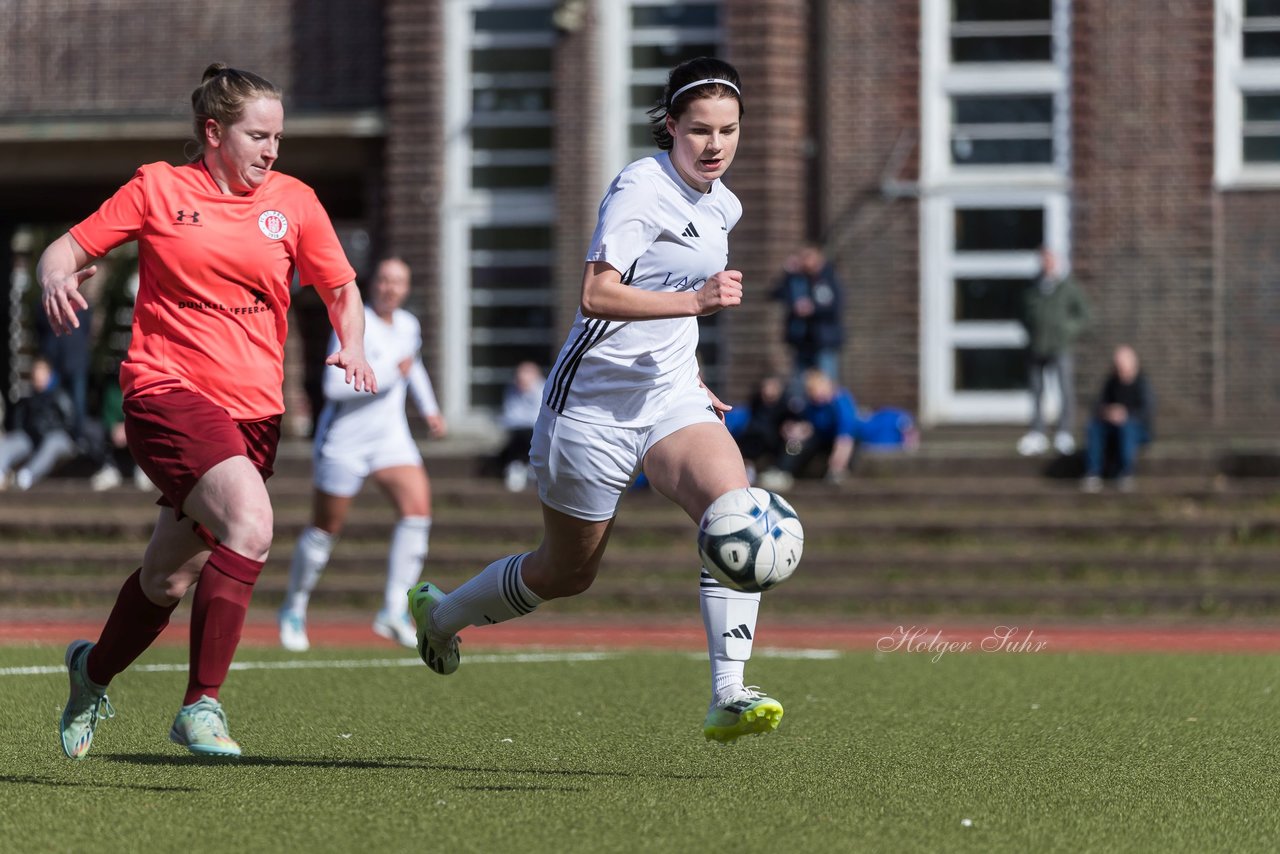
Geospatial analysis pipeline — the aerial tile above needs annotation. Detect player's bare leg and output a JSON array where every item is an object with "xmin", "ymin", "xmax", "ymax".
[
  {"xmin": 167, "ymin": 456, "xmax": 274, "ymax": 757},
  {"xmin": 644, "ymin": 423, "xmax": 783, "ymax": 743}
]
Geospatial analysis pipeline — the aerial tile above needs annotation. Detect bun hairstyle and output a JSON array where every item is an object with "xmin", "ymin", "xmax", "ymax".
[
  {"xmin": 647, "ymin": 56, "xmax": 743, "ymax": 151},
  {"xmin": 189, "ymin": 63, "xmax": 282, "ymax": 158}
]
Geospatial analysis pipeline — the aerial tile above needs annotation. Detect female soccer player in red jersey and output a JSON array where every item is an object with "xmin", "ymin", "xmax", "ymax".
[{"xmin": 38, "ymin": 63, "xmax": 376, "ymax": 758}]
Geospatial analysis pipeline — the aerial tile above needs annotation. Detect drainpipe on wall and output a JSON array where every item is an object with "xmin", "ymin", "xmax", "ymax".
[{"xmin": 1210, "ymin": 191, "xmax": 1226, "ymax": 426}]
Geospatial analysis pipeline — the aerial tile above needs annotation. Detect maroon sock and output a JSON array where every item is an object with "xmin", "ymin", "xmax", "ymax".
[
  {"xmin": 85, "ymin": 569, "xmax": 179, "ymax": 687},
  {"xmin": 185, "ymin": 545, "xmax": 265, "ymax": 705}
]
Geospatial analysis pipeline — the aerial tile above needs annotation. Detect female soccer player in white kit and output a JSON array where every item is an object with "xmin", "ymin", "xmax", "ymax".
[
  {"xmin": 409, "ymin": 57, "xmax": 791, "ymax": 742},
  {"xmin": 280, "ymin": 258, "xmax": 446, "ymax": 651}
]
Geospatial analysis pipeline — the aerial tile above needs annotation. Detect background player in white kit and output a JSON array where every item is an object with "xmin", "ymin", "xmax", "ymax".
[
  {"xmin": 281, "ymin": 258, "xmax": 446, "ymax": 651},
  {"xmin": 409, "ymin": 57, "xmax": 792, "ymax": 742}
]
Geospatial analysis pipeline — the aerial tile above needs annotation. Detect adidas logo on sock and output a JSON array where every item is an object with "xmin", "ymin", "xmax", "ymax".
[
  {"xmin": 681, "ymin": 221, "xmax": 700, "ymax": 238},
  {"xmin": 722, "ymin": 624, "xmax": 753, "ymax": 640}
]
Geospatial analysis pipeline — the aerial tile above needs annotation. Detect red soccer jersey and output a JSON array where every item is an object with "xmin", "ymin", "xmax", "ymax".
[{"xmin": 70, "ymin": 161, "xmax": 354, "ymax": 421}]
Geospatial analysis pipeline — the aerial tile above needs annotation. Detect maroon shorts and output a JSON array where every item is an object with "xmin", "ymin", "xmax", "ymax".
[{"xmin": 124, "ymin": 388, "xmax": 281, "ymax": 517}]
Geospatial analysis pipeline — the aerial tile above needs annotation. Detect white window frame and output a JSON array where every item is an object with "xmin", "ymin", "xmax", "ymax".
[
  {"xmin": 920, "ymin": 0, "xmax": 1069, "ymax": 189},
  {"xmin": 600, "ymin": 0, "xmax": 724, "ymax": 178},
  {"xmin": 442, "ymin": 0, "xmax": 556, "ymax": 423},
  {"xmin": 1215, "ymin": 0, "xmax": 1280, "ymax": 187},
  {"xmin": 919, "ymin": 0, "xmax": 1072, "ymax": 425},
  {"xmin": 920, "ymin": 191, "xmax": 1071, "ymax": 424}
]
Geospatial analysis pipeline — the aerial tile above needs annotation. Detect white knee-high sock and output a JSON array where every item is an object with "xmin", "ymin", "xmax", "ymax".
[
  {"xmin": 283, "ymin": 526, "xmax": 336, "ymax": 616},
  {"xmin": 385, "ymin": 516, "xmax": 431, "ymax": 616},
  {"xmin": 430, "ymin": 553, "xmax": 542, "ymax": 637},
  {"xmin": 700, "ymin": 567, "xmax": 761, "ymax": 704}
]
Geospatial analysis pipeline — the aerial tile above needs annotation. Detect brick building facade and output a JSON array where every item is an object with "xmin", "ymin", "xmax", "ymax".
[{"xmin": 1, "ymin": 0, "xmax": 1274, "ymax": 432}]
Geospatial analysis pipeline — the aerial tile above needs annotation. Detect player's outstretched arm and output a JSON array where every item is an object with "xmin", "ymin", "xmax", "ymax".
[
  {"xmin": 319, "ymin": 280, "xmax": 377, "ymax": 393},
  {"xmin": 36, "ymin": 233, "xmax": 97, "ymax": 337},
  {"xmin": 580, "ymin": 262, "xmax": 742, "ymax": 321}
]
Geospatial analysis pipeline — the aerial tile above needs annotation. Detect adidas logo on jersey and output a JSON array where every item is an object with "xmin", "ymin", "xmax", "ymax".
[
  {"xmin": 723, "ymin": 624, "xmax": 753, "ymax": 640},
  {"xmin": 681, "ymin": 222, "xmax": 700, "ymax": 238}
]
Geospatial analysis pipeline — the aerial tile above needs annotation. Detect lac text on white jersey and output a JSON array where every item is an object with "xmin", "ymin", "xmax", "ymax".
[{"xmin": 544, "ymin": 151, "xmax": 742, "ymax": 427}]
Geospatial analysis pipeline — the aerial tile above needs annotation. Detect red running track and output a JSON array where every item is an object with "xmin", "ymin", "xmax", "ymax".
[{"xmin": 3, "ymin": 618, "xmax": 1280, "ymax": 653}]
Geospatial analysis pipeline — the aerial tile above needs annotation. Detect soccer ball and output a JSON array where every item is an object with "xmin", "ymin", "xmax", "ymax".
[{"xmin": 697, "ymin": 487, "xmax": 804, "ymax": 593}]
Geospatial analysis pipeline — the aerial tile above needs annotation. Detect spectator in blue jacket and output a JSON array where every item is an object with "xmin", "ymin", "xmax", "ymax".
[{"xmin": 760, "ymin": 369, "xmax": 858, "ymax": 490}]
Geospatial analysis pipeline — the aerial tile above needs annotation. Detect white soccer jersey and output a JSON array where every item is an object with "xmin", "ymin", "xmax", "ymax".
[
  {"xmin": 544, "ymin": 151, "xmax": 742, "ymax": 427},
  {"xmin": 314, "ymin": 306, "xmax": 440, "ymax": 455}
]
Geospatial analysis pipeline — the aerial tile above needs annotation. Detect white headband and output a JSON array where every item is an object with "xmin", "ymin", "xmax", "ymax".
[{"xmin": 669, "ymin": 78, "xmax": 740, "ymax": 106}]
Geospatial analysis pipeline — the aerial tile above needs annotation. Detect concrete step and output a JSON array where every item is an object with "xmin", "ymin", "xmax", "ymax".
[
  {"xmin": 7, "ymin": 573, "xmax": 1279, "ymax": 617},
  {"xmin": 3, "ymin": 540, "xmax": 1279, "ymax": 578},
  {"xmin": 15, "ymin": 474, "xmax": 1280, "ymax": 508},
  {"xmin": 2, "ymin": 512, "xmax": 1269, "ymax": 545}
]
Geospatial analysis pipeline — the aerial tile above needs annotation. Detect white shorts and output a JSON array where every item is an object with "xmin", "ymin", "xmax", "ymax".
[
  {"xmin": 529, "ymin": 377, "xmax": 724, "ymax": 521},
  {"xmin": 313, "ymin": 430, "xmax": 423, "ymax": 498}
]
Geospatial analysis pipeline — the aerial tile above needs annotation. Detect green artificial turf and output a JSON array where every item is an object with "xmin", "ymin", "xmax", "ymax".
[{"xmin": 1, "ymin": 644, "xmax": 1278, "ymax": 853}]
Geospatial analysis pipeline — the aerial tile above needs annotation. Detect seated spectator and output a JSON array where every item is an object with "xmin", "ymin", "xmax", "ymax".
[
  {"xmin": 86, "ymin": 374, "xmax": 155, "ymax": 491},
  {"xmin": 760, "ymin": 369, "xmax": 858, "ymax": 490},
  {"xmin": 0, "ymin": 356, "xmax": 78, "ymax": 490},
  {"xmin": 497, "ymin": 361, "xmax": 545, "ymax": 492},
  {"xmin": 1081, "ymin": 344, "xmax": 1153, "ymax": 493},
  {"xmin": 726, "ymin": 375, "xmax": 791, "ymax": 483}
]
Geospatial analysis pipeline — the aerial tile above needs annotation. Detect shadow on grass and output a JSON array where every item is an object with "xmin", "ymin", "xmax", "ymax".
[
  {"xmin": 103, "ymin": 753, "xmax": 711, "ymax": 780},
  {"xmin": 0, "ymin": 774, "xmax": 196, "ymax": 793}
]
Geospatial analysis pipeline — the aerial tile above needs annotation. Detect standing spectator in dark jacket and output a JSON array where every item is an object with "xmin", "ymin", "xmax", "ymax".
[
  {"xmin": 1081, "ymin": 345, "xmax": 1153, "ymax": 493},
  {"xmin": 774, "ymin": 243, "xmax": 844, "ymax": 399},
  {"xmin": 0, "ymin": 356, "xmax": 78, "ymax": 490},
  {"xmin": 1017, "ymin": 246, "xmax": 1091, "ymax": 458}
]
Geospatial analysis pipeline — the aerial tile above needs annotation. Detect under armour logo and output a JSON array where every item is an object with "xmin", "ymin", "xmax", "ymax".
[
  {"xmin": 681, "ymin": 221, "xmax": 700, "ymax": 238},
  {"xmin": 175, "ymin": 210, "xmax": 200, "ymax": 224}
]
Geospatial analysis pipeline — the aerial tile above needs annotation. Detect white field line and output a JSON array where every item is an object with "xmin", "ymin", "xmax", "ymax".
[
  {"xmin": 0, "ymin": 647, "xmax": 839, "ymax": 678},
  {"xmin": 0, "ymin": 652, "xmax": 614, "ymax": 678}
]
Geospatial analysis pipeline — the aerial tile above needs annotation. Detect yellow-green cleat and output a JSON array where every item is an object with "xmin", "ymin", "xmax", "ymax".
[
  {"xmin": 703, "ymin": 687, "xmax": 784, "ymax": 744},
  {"xmin": 407, "ymin": 582, "xmax": 460, "ymax": 675}
]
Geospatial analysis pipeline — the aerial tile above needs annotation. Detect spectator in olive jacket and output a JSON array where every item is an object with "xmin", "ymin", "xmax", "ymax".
[{"xmin": 1017, "ymin": 246, "xmax": 1091, "ymax": 457}]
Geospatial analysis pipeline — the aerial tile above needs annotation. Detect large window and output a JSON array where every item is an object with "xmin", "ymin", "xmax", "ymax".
[
  {"xmin": 1217, "ymin": 0, "xmax": 1280, "ymax": 185},
  {"xmin": 920, "ymin": 0, "xmax": 1072, "ymax": 424},
  {"xmin": 624, "ymin": 2, "xmax": 722, "ymax": 162},
  {"xmin": 925, "ymin": 0, "xmax": 1069, "ymax": 180},
  {"xmin": 444, "ymin": 0, "xmax": 557, "ymax": 414},
  {"xmin": 444, "ymin": 0, "xmax": 725, "ymax": 416}
]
